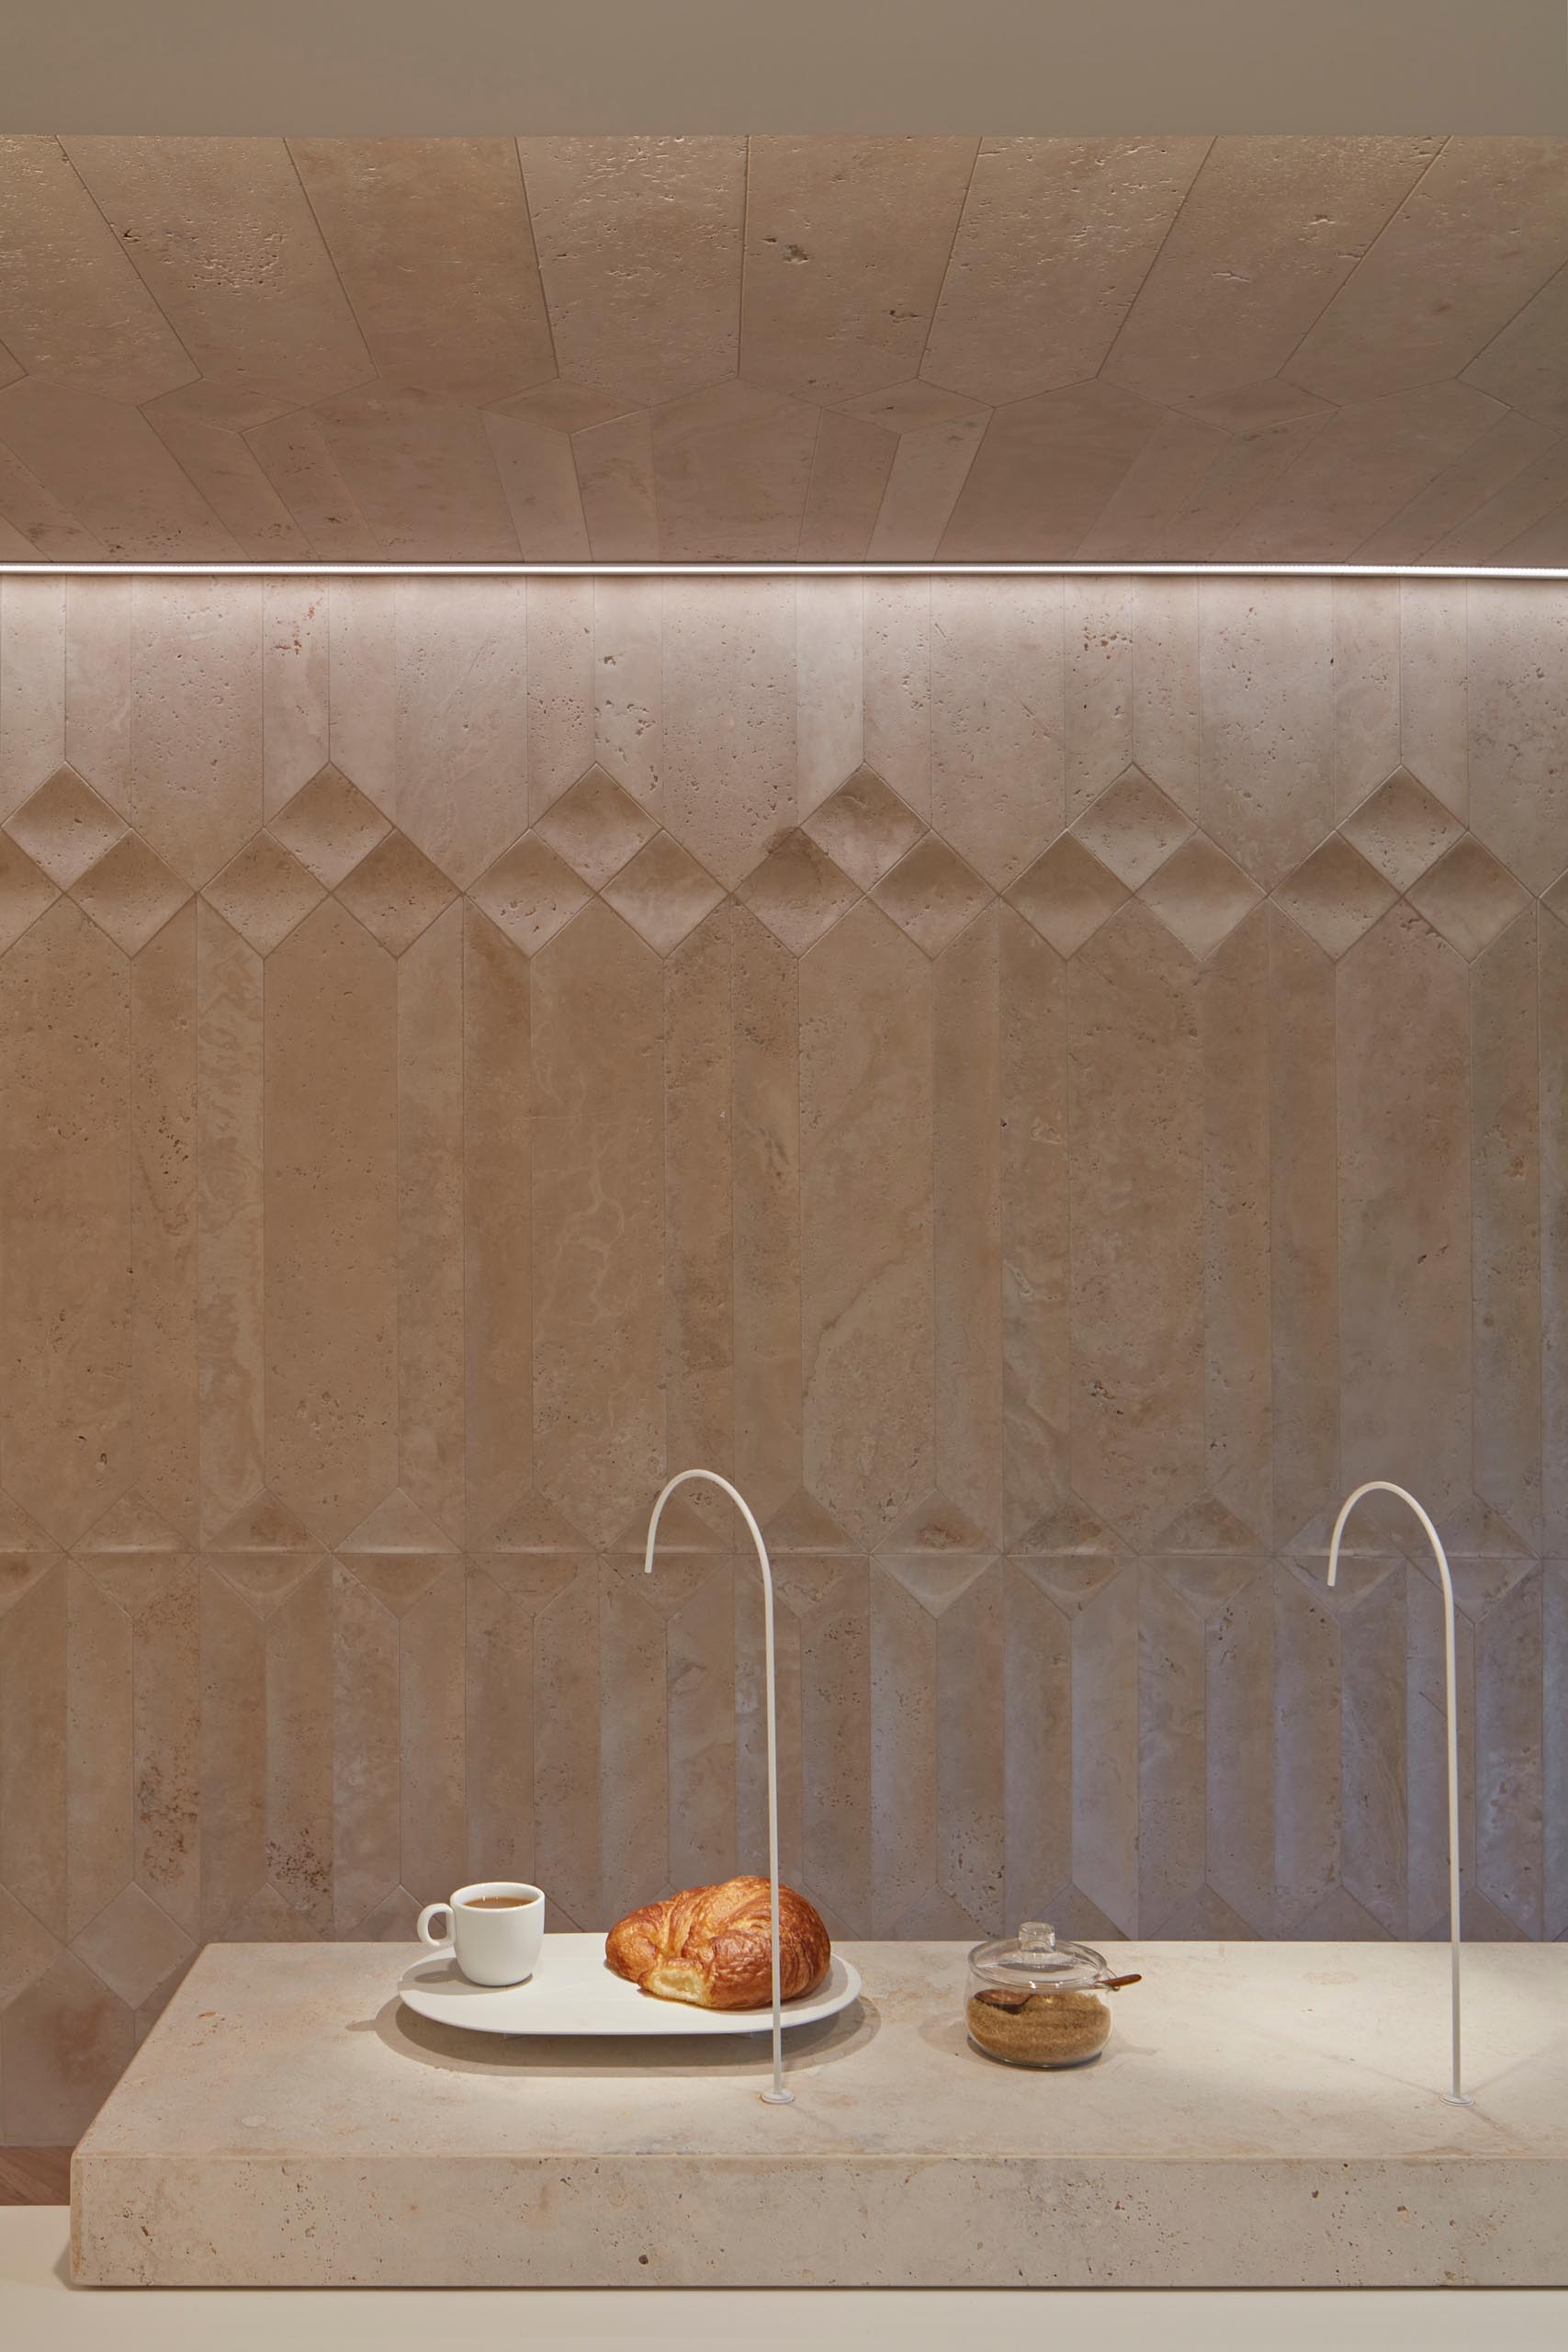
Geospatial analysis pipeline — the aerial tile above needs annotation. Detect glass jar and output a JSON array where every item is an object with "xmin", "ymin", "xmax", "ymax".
[{"xmin": 964, "ymin": 1922, "xmax": 1139, "ymax": 2068}]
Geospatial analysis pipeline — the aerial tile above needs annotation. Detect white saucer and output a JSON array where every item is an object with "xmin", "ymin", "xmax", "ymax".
[{"xmin": 398, "ymin": 1932, "xmax": 863, "ymax": 2038}]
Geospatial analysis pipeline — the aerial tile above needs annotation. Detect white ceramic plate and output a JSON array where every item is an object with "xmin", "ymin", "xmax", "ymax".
[{"xmin": 398, "ymin": 1931, "xmax": 863, "ymax": 2038}]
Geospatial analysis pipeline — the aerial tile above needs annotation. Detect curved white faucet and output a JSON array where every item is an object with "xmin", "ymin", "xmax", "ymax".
[
  {"xmin": 1325, "ymin": 1481, "xmax": 1472, "ymax": 2106},
  {"xmin": 644, "ymin": 1469, "xmax": 795, "ymax": 2106}
]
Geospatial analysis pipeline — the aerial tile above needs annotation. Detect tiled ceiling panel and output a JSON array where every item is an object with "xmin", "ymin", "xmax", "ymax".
[{"xmin": 4, "ymin": 134, "xmax": 1568, "ymax": 564}]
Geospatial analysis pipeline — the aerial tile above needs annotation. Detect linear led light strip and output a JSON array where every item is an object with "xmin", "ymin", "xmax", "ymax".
[{"xmin": 0, "ymin": 561, "xmax": 1566, "ymax": 579}]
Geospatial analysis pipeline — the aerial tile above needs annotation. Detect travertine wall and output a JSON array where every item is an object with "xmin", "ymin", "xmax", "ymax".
[{"xmin": 0, "ymin": 569, "xmax": 1563, "ymax": 2143}]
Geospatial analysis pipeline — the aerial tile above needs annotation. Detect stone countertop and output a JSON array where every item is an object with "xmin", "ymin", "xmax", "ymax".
[
  {"xmin": 71, "ymin": 1939, "xmax": 1568, "ymax": 2289},
  {"xmin": 6, "ymin": 2218, "xmax": 1562, "ymax": 2344}
]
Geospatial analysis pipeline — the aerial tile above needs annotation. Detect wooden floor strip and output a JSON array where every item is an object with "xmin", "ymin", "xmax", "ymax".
[{"xmin": 0, "ymin": 2147, "xmax": 72, "ymax": 2205}]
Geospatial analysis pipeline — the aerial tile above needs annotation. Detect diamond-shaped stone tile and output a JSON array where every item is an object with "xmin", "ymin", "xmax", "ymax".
[
  {"xmin": 0, "ymin": 1555, "xmax": 57, "ymax": 1616},
  {"xmin": 878, "ymin": 1492, "xmax": 993, "ymax": 1553},
  {"xmin": 1071, "ymin": 765, "xmax": 1194, "ymax": 890},
  {"xmin": 533, "ymin": 763, "xmax": 657, "ymax": 890},
  {"xmin": 209, "ymin": 1491, "xmax": 323, "ymax": 1556},
  {"xmin": 341, "ymin": 1552, "xmax": 450, "ymax": 1616},
  {"xmin": 1140, "ymin": 833, "xmax": 1263, "ymax": 960},
  {"xmin": 470, "ymin": 832, "xmax": 591, "ymax": 956},
  {"xmin": 871, "ymin": 834, "xmax": 990, "ymax": 956},
  {"xmin": 203, "ymin": 833, "xmax": 326, "ymax": 955},
  {"xmin": 1340, "ymin": 765, "xmax": 1463, "ymax": 890},
  {"xmin": 606, "ymin": 1554, "xmax": 724, "ymax": 1623},
  {"xmin": 209, "ymin": 1881, "xmax": 320, "ymax": 1940},
  {"xmin": 71, "ymin": 834, "xmax": 192, "ymax": 956},
  {"xmin": 800, "ymin": 765, "xmax": 926, "ymax": 890},
  {"xmin": 0, "ymin": 831, "xmax": 59, "ymax": 951},
  {"xmin": 601, "ymin": 832, "xmax": 726, "ymax": 955},
  {"xmin": 0, "ymin": 1488, "xmax": 59, "ymax": 1552},
  {"xmin": 5, "ymin": 765, "xmax": 126, "ymax": 887},
  {"xmin": 1286, "ymin": 1495, "xmax": 1426, "ymax": 1562},
  {"xmin": 1151, "ymin": 1493, "xmax": 1266, "ymax": 1554},
  {"xmin": 736, "ymin": 830, "xmax": 859, "ymax": 955},
  {"xmin": 76, "ymin": 1493, "xmax": 186, "ymax": 1555},
  {"xmin": 268, "ymin": 763, "xmax": 391, "ymax": 888},
  {"xmin": 72, "ymin": 1883, "xmax": 193, "ymax": 2010},
  {"xmin": 335, "ymin": 828, "xmax": 457, "ymax": 955},
  {"xmin": 1005, "ymin": 834, "xmax": 1126, "ymax": 956},
  {"xmin": 84, "ymin": 1552, "xmax": 186, "ymax": 1620},
  {"xmin": 0, "ymin": 1880, "xmax": 59, "ymax": 1999},
  {"xmin": 763, "ymin": 1490, "xmax": 861, "ymax": 1554},
  {"xmin": 476, "ymin": 1489, "xmax": 592, "ymax": 1553},
  {"xmin": 1147, "ymin": 1883, "xmax": 1258, "ymax": 1940},
  {"xmin": 877, "ymin": 1552, "xmax": 995, "ymax": 1615},
  {"xmin": 1543, "ymin": 866, "xmax": 1568, "ymax": 926},
  {"xmin": 1010, "ymin": 1555, "xmax": 1122, "ymax": 1613},
  {"xmin": 1433, "ymin": 1494, "xmax": 1535, "ymax": 1560},
  {"xmin": 613, "ymin": 1489, "xmax": 731, "ymax": 1557},
  {"xmin": 350, "ymin": 1884, "xmax": 426, "ymax": 1940},
  {"xmin": 1406, "ymin": 835, "xmax": 1531, "ymax": 960},
  {"xmin": 1273, "ymin": 834, "xmax": 1397, "ymax": 959},
  {"xmin": 77, "ymin": 1497, "xmax": 187, "ymax": 1617},
  {"xmin": 210, "ymin": 1553, "xmax": 323, "ymax": 1612},
  {"xmin": 340, "ymin": 1488, "xmax": 458, "ymax": 1557},
  {"xmin": 1012, "ymin": 1496, "xmax": 1124, "ymax": 1555},
  {"xmin": 772, "ymin": 1553, "xmax": 859, "ymax": 1615},
  {"xmin": 5, "ymin": 1958, "xmax": 123, "ymax": 2121},
  {"xmin": 1154, "ymin": 1557, "xmax": 1258, "ymax": 1625}
]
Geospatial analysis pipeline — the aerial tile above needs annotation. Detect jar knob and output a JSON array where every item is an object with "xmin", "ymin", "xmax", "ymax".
[{"xmin": 1016, "ymin": 1922, "xmax": 1056, "ymax": 1959}]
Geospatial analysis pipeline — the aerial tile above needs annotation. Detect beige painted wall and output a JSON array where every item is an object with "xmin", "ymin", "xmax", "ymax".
[
  {"xmin": 6, "ymin": 3, "xmax": 1566, "ymax": 133},
  {"xmin": 0, "ymin": 569, "xmax": 1562, "ymax": 2143}
]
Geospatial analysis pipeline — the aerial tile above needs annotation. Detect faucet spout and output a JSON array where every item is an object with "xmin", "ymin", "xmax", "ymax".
[
  {"xmin": 1325, "ymin": 1481, "xmax": 1472, "ymax": 2106},
  {"xmin": 645, "ymin": 1469, "xmax": 795, "ymax": 2107}
]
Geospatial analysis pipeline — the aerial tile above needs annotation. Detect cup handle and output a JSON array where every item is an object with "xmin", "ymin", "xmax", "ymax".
[{"xmin": 416, "ymin": 1902, "xmax": 453, "ymax": 1951}]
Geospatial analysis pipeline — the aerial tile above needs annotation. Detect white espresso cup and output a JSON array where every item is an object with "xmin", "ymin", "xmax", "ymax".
[{"xmin": 417, "ymin": 1881, "xmax": 545, "ymax": 1986}]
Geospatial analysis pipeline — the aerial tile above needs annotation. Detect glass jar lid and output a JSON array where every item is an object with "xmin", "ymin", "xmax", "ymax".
[{"xmin": 967, "ymin": 1921, "xmax": 1109, "ymax": 1995}]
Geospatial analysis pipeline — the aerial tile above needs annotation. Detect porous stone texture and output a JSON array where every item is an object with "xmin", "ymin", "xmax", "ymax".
[
  {"xmin": 5, "ymin": 138, "xmax": 1568, "ymax": 561},
  {"xmin": 71, "ymin": 1939, "xmax": 1568, "ymax": 2288},
  {"xmin": 3, "ymin": 573, "xmax": 1568, "ymax": 2149}
]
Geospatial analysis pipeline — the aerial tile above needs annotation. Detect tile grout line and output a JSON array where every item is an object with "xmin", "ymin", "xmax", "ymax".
[
  {"xmin": 1269, "ymin": 137, "xmax": 1454, "ymax": 390},
  {"xmin": 792, "ymin": 412, "xmax": 823, "ymax": 566},
  {"xmin": 908, "ymin": 135, "xmax": 985, "ymax": 396},
  {"xmin": 51, "ymin": 137, "xmax": 202, "ymax": 392},
  {"xmin": 736, "ymin": 136, "xmax": 751, "ymax": 397},
  {"xmin": 512, "ymin": 139, "xmax": 564, "ymax": 387},
  {"xmin": 1095, "ymin": 136, "xmax": 1216, "ymax": 387},
  {"xmin": 56, "ymin": 137, "xmax": 275, "ymax": 559},
  {"xmin": 280, "ymin": 140, "xmax": 377, "ymax": 395}
]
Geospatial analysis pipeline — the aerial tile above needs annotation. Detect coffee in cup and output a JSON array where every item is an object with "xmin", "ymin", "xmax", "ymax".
[{"xmin": 416, "ymin": 1881, "xmax": 545, "ymax": 1985}]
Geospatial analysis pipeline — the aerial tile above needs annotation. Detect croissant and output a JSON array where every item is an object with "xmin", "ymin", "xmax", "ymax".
[{"xmin": 605, "ymin": 1875, "xmax": 831, "ymax": 2009}]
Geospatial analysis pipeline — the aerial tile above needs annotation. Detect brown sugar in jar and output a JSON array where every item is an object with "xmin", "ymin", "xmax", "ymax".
[
  {"xmin": 966, "ymin": 1984, "xmax": 1111, "ymax": 2066},
  {"xmin": 964, "ymin": 1924, "xmax": 1139, "ymax": 2070}
]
